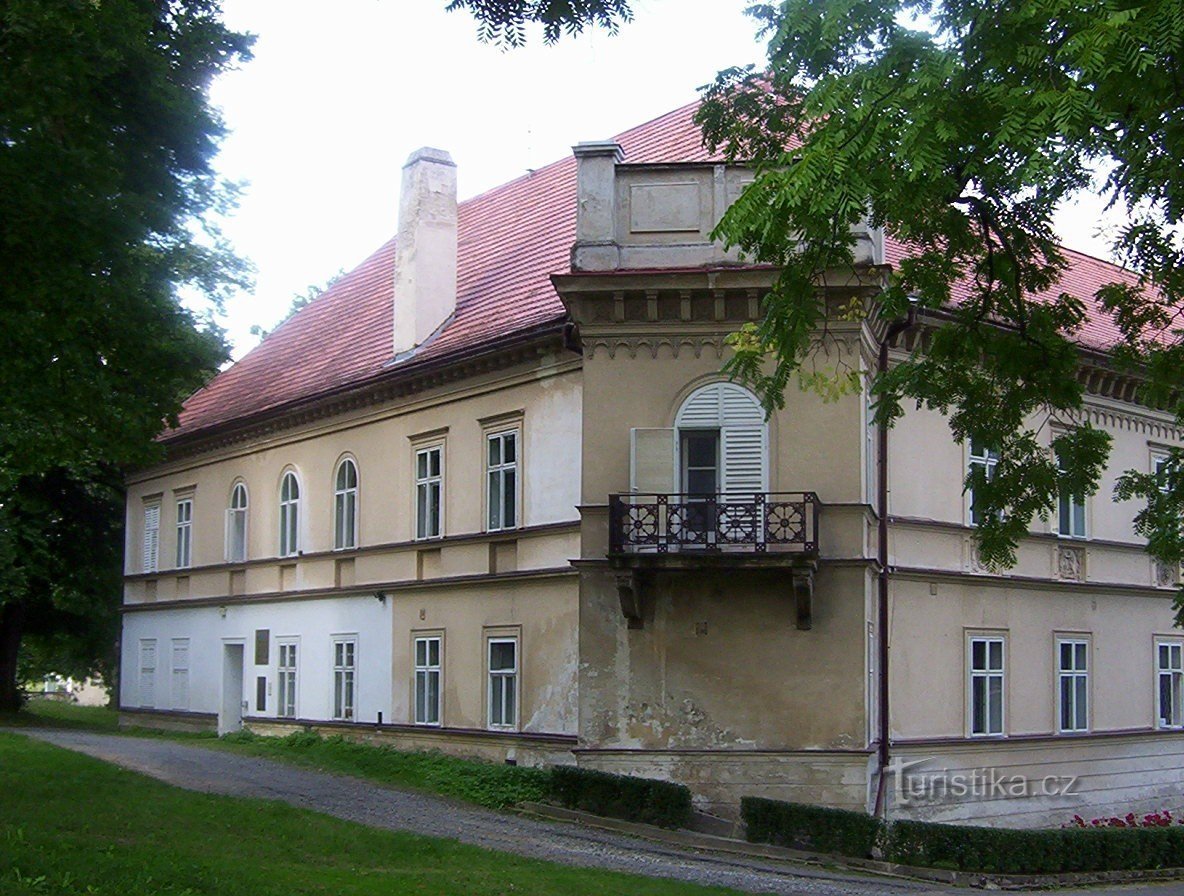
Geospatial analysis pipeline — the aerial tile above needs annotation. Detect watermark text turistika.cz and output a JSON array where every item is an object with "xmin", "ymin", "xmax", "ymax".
[{"xmin": 889, "ymin": 758, "xmax": 1078, "ymax": 804}]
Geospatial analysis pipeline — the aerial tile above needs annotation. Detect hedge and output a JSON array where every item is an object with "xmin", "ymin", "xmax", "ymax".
[
  {"xmin": 548, "ymin": 765, "xmax": 693, "ymax": 829},
  {"xmin": 741, "ymin": 797, "xmax": 1184, "ymax": 874},
  {"xmin": 743, "ymin": 797, "xmax": 881, "ymax": 857}
]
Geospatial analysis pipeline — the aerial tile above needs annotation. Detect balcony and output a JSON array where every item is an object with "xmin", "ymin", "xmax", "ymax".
[{"xmin": 606, "ymin": 492, "xmax": 821, "ymax": 629}]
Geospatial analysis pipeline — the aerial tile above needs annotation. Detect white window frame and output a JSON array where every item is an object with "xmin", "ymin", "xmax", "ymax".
[
  {"xmin": 226, "ymin": 482, "xmax": 248, "ymax": 563},
  {"xmin": 279, "ymin": 471, "xmax": 301, "ymax": 558},
  {"xmin": 142, "ymin": 502, "xmax": 160, "ymax": 573},
  {"xmin": 334, "ymin": 458, "xmax": 359, "ymax": 551},
  {"xmin": 415, "ymin": 444, "xmax": 444, "ymax": 540},
  {"xmin": 1153, "ymin": 451, "xmax": 1173, "ymax": 495},
  {"xmin": 171, "ymin": 637, "xmax": 190, "ymax": 711},
  {"xmin": 277, "ymin": 639, "xmax": 298, "ymax": 719},
  {"xmin": 138, "ymin": 638, "xmax": 157, "ymax": 708},
  {"xmin": 1157, "ymin": 638, "xmax": 1184, "ymax": 729},
  {"xmin": 487, "ymin": 636, "xmax": 519, "ymax": 731},
  {"xmin": 1056, "ymin": 448, "xmax": 1087, "ymax": 539},
  {"xmin": 175, "ymin": 497, "xmax": 193, "ymax": 569},
  {"xmin": 332, "ymin": 637, "xmax": 356, "ymax": 721},
  {"xmin": 967, "ymin": 441, "xmax": 1001, "ymax": 526},
  {"xmin": 414, "ymin": 635, "xmax": 442, "ymax": 726},
  {"xmin": 967, "ymin": 634, "xmax": 1005, "ymax": 737},
  {"xmin": 1056, "ymin": 637, "xmax": 1089, "ymax": 733},
  {"xmin": 486, "ymin": 430, "xmax": 519, "ymax": 531}
]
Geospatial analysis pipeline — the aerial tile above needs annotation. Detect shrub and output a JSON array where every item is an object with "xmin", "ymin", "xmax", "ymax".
[
  {"xmin": 742, "ymin": 797, "xmax": 882, "ymax": 857},
  {"xmin": 548, "ymin": 765, "xmax": 693, "ymax": 829},
  {"xmin": 742, "ymin": 796, "xmax": 1184, "ymax": 875}
]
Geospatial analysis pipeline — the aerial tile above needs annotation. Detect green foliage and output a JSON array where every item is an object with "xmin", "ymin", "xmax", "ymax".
[
  {"xmin": 548, "ymin": 765, "xmax": 693, "ymax": 829},
  {"xmin": 695, "ymin": 0, "xmax": 1184, "ymax": 582},
  {"xmin": 445, "ymin": 0, "xmax": 632, "ymax": 46},
  {"xmin": 249, "ymin": 269, "xmax": 345, "ymax": 340},
  {"xmin": 0, "ymin": 0, "xmax": 253, "ymax": 708},
  {"xmin": 214, "ymin": 729, "xmax": 550, "ymax": 809},
  {"xmin": 742, "ymin": 796, "xmax": 1184, "ymax": 873},
  {"xmin": 742, "ymin": 797, "xmax": 882, "ymax": 858},
  {"xmin": 0, "ymin": 732, "xmax": 742, "ymax": 896}
]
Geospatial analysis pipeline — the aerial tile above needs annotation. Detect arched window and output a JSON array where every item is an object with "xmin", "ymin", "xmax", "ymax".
[
  {"xmin": 334, "ymin": 458, "xmax": 358, "ymax": 550},
  {"xmin": 674, "ymin": 382, "xmax": 768, "ymax": 498},
  {"xmin": 279, "ymin": 471, "xmax": 300, "ymax": 557},
  {"xmin": 227, "ymin": 482, "xmax": 248, "ymax": 562}
]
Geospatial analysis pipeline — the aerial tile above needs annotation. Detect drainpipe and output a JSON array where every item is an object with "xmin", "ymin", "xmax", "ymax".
[{"xmin": 872, "ymin": 305, "xmax": 916, "ymax": 819}]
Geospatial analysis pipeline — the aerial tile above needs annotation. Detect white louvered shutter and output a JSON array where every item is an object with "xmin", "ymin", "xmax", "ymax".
[
  {"xmin": 139, "ymin": 640, "xmax": 156, "ymax": 708},
  {"xmin": 677, "ymin": 384, "xmax": 723, "ymax": 428},
  {"xmin": 722, "ymin": 426, "xmax": 767, "ymax": 498},
  {"xmin": 630, "ymin": 428, "xmax": 676, "ymax": 493},
  {"xmin": 142, "ymin": 505, "xmax": 160, "ymax": 572},
  {"xmin": 172, "ymin": 640, "xmax": 190, "ymax": 710}
]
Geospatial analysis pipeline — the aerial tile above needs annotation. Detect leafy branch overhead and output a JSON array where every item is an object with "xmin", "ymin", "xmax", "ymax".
[
  {"xmin": 696, "ymin": 0, "xmax": 1184, "ymax": 588},
  {"xmin": 445, "ymin": 0, "xmax": 632, "ymax": 46}
]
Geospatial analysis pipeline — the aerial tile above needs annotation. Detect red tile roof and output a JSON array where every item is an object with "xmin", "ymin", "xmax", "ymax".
[
  {"xmin": 169, "ymin": 99, "xmax": 1139, "ymax": 442},
  {"xmin": 169, "ymin": 101, "xmax": 721, "ymax": 441}
]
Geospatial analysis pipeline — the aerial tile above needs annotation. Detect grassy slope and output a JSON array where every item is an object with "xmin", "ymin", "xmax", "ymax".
[
  {"xmin": 6, "ymin": 701, "xmax": 545, "ymax": 809},
  {"xmin": 0, "ymin": 732, "xmax": 746, "ymax": 896}
]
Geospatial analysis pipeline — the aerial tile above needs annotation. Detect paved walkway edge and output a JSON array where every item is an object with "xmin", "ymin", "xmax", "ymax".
[{"xmin": 517, "ymin": 802, "xmax": 1184, "ymax": 891}]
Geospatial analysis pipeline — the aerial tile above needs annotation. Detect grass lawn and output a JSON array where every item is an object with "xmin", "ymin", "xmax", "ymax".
[
  {"xmin": 3, "ymin": 700, "xmax": 548, "ymax": 810},
  {"xmin": 0, "ymin": 732, "xmax": 747, "ymax": 896}
]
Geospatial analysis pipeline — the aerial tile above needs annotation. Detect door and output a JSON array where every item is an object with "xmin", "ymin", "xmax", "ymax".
[
  {"xmin": 220, "ymin": 642, "xmax": 245, "ymax": 735},
  {"xmin": 679, "ymin": 430, "xmax": 719, "ymax": 544}
]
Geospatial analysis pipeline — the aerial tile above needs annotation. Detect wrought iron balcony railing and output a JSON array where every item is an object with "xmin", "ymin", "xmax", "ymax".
[{"xmin": 608, "ymin": 492, "xmax": 820, "ymax": 555}]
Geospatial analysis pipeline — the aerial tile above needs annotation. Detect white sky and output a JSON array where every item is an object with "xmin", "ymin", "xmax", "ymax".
[{"xmin": 207, "ymin": 0, "xmax": 1123, "ymax": 356}]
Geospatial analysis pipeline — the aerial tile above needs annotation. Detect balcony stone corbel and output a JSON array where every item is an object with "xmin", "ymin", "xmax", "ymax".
[
  {"xmin": 615, "ymin": 569, "xmax": 644, "ymax": 629},
  {"xmin": 791, "ymin": 562, "xmax": 816, "ymax": 631}
]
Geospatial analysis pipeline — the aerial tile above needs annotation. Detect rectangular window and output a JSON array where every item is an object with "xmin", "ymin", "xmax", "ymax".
[
  {"xmin": 1155, "ymin": 454, "xmax": 1172, "ymax": 494},
  {"xmin": 1057, "ymin": 452, "xmax": 1086, "ymax": 538},
  {"xmin": 332, "ymin": 638, "xmax": 356, "ymax": 721},
  {"xmin": 1158, "ymin": 640, "xmax": 1183, "ymax": 728},
  {"xmin": 414, "ymin": 636, "xmax": 441, "ymax": 725},
  {"xmin": 138, "ymin": 639, "xmax": 156, "ymax": 708},
  {"xmin": 1057, "ymin": 638, "xmax": 1088, "ymax": 733},
  {"xmin": 968, "ymin": 635, "xmax": 1005, "ymax": 736},
  {"xmin": 277, "ymin": 641, "xmax": 298, "ymax": 719},
  {"xmin": 254, "ymin": 629, "xmax": 270, "ymax": 665},
  {"xmin": 171, "ymin": 638, "xmax": 190, "ymax": 711},
  {"xmin": 255, "ymin": 676, "xmax": 267, "ymax": 712},
  {"xmin": 143, "ymin": 503, "xmax": 160, "ymax": 573},
  {"xmin": 175, "ymin": 498, "xmax": 193, "ymax": 568},
  {"xmin": 968, "ymin": 441, "xmax": 1000, "ymax": 526},
  {"xmin": 415, "ymin": 446, "xmax": 443, "ymax": 539},
  {"xmin": 488, "ymin": 637, "xmax": 518, "ymax": 730},
  {"xmin": 487, "ymin": 431, "xmax": 518, "ymax": 531}
]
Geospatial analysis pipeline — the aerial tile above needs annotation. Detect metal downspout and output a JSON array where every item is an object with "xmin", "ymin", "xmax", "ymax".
[{"xmin": 872, "ymin": 307, "xmax": 916, "ymax": 818}]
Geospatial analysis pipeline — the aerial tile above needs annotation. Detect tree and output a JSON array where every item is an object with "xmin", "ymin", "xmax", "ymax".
[
  {"xmin": 691, "ymin": 0, "xmax": 1184, "ymax": 606},
  {"xmin": 445, "ymin": 0, "xmax": 632, "ymax": 46},
  {"xmin": 0, "ymin": 1, "xmax": 253, "ymax": 710},
  {"xmin": 249, "ymin": 270, "xmax": 345, "ymax": 340}
]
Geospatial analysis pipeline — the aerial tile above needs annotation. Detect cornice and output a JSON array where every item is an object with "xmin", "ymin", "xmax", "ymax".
[
  {"xmin": 157, "ymin": 321, "xmax": 573, "ymax": 464},
  {"xmin": 122, "ymin": 565, "xmax": 577, "ymax": 613},
  {"xmin": 123, "ymin": 520, "xmax": 580, "ymax": 582}
]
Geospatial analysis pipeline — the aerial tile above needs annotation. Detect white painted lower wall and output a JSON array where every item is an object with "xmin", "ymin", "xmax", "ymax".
[
  {"xmin": 120, "ymin": 594, "xmax": 393, "ymax": 728},
  {"xmin": 888, "ymin": 733, "xmax": 1184, "ymax": 828}
]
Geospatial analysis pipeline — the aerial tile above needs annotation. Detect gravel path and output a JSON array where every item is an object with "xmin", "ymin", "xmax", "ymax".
[{"xmin": 19, "ymin": 728, "xmax": 940, "ymax": 896}]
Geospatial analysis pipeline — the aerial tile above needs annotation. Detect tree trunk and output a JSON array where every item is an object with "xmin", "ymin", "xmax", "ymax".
[{"xmin": 0, "ymin": 601, "xmax": 26, "ymax": 713}]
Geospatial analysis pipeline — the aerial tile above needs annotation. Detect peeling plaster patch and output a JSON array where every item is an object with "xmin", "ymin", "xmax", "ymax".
[{"xmin": 527, "ymin": 642, "xmax": 579, "ymax": 733}]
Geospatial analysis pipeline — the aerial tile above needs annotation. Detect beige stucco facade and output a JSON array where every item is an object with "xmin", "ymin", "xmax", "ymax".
[{"xmin": 121, "ymin": 138, "xmax": 1184, "ymax": 828}]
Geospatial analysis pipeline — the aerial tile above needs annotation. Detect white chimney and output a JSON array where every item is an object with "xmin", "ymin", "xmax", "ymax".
[{"xmin": 393, "ymin": 147, "xmax": 457, "ymax": 356}]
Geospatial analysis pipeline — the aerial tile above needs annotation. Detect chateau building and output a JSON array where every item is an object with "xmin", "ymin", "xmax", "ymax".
[{"xmin": 120, "ymin": 102, "xmax": 1184, "ymax": 826}]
